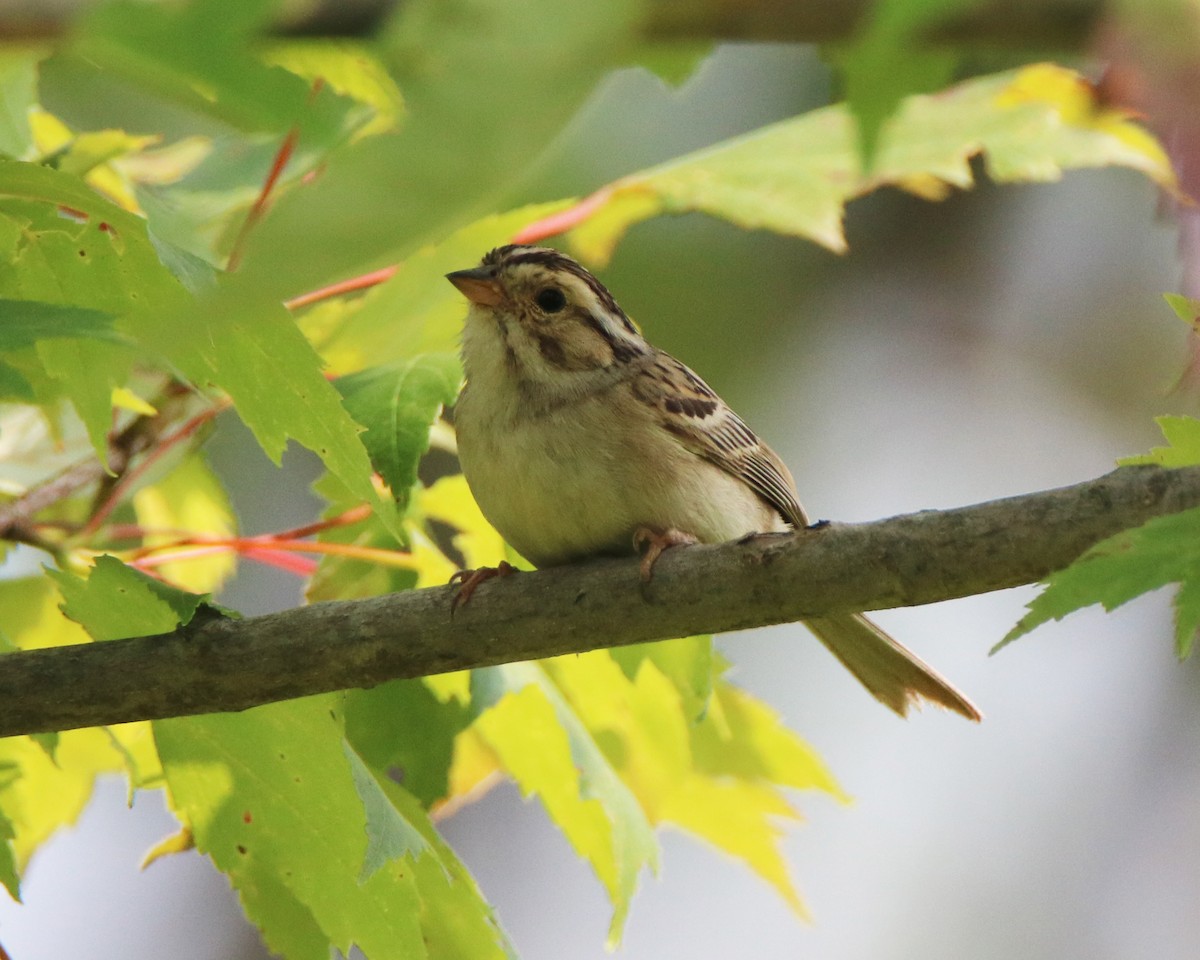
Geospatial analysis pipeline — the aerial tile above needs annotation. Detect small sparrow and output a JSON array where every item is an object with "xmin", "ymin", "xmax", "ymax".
[{"xmin": 447, "ymin": 245, "xmax": 980, "ymax": 721}]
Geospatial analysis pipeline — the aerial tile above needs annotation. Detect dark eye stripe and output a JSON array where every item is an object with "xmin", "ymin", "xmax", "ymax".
[
  {"xmin": 536, "ymin": 333, "xmax": 568, "ymax": 367},
  {"xmin": 581, "ymin": 311, "xmax": 644, "ymax": 363}
]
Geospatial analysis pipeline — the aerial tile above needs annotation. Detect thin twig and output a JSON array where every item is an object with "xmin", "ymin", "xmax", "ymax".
[
  {"xmin": 284, "ymin": 265, "xmax": 399, "ymax": 311},
  {"xmin": 81, "ymin": 401, "xmax": 229, "ymax": 539},
  {"xmin": 227, "ymin": 78, "xmax": 326, "ymax": 272}
]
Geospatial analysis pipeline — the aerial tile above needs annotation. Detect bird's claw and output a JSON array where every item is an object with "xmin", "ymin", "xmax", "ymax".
[
  {"xmin": 632, "ymin": 527, "xmax": 698, "ymax": 582},
  {"xmin": 450, "ymin": 560, "xmax": 517, "ymax": 611}
]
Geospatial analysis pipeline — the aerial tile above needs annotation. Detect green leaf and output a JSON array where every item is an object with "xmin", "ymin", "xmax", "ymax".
[
  {"xmin": 0, "ymin": 358, "xmax": 33, "ymax": 400},
  {"xmin": 0, "ymin": 161, "xmax": 389, "ymax": 521},
  {"xmin": 73, "ymin": 0, "xmax": 354, "ymax": 143},
  {"xmin": 306, "ymin": 200, "xmax": 572, "ymax": 371},
  {"xmin": 34, "ymin": 338, "xmax": 135, "ymax": 464},
  {"xmin": 0, "ymin": 805, "xmax": 19, "ymax": 901},
  {"xmin": 263, "ymin": 41, "xmax": 405, "ymax": 140},
  {"xmin": 1163, "ymin": 292, "xmax": 1200, "ymax": 324},
  {"xmin": 146, "ymin": 229, "xmax": 219, "ymax": 293},
  {"xmin": 335, "ymin": 354, "xmax": 460, "ymax": 503},
  {"xmin": 236, "ymin": 0, "xmax": 642, "ymax": 290},
  {"xmin": 343, "ymin": 742, "xmax": 433, "ymax": 883},
  {"xmin": 1120, "ymin": 416, "xmax": 1200, "ymax": 467},
  {"xmin": 471, "ymin": 662, "xmax": 658, "ymax": 945},
  {"xmin": 0, "ymin": 299, "xmax": 122, "ymax": 349},
  {"xmin": 1000, "ymin": 505, "xmax": 1200, "ymax": 658},
  {"xmin": 156, "ymin": 697, "xmax": 425, "ymax": 960},
  {"xmin": 28, "ymin": 732, "xmax": 59, "ymax": 763},
  {"xmin": 155, "ymin": 695, "xmax": 516, "ymax": 960},
  {"xmin": 0, "ymin": 160, "xmax": 190, "ymax": 457},
  {"xmin": 0, "ymin": 49, "xmax": 40, "ymax": 159},
  {"xmin": 829, "ymin": 0, "xmax": 977, "ymax": 168},
  {"xmin": 178, "ymin": 279, "xmax": 402, "ymax": 539},
  {"xmin": 567, "ymin": 63, "xmax": 1175, "ymax": 264},
  {"xmin": 0, "ymin": 161, "xmax": 188, "ymax": 322},
  {"xmin": 344, "ymin": 679, "xmax": 471, "ymax": 807},
  {"xmin": 134, "ymin": 150, "xmax": 285, "ymax": 270},
  {"xmin": 46, "ymin": 554, "xmax": 206, "ymax": 641},
  {"xmin": 634, "ymin": 42, "xmax": 713, "ymax": 88},
  {"xmin": 373, "ymin": 772, "xmax": 519, "ymax": 960}
]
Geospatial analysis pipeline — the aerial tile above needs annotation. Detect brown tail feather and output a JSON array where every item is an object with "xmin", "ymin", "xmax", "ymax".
[{"xmin": 803, "ymin": 614, "xmax": 982, "ymax": 721}]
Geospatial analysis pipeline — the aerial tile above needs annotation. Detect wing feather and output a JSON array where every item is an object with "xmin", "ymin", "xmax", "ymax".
[{"xmin": 634, "ymin": 351, "xmax": 809, "ymax": 528}]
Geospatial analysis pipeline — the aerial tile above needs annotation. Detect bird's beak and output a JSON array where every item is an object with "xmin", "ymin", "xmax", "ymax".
[{"xmin": 446, "ymin": 267, "xmax": 504, "ymax": 307}]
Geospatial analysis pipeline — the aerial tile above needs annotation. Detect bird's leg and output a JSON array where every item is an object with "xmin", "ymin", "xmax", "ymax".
[
  {"xmin": 449, "ymin": 560, "xmax": 517, "ymax": 611},
  {"xmin": 632, "ymin": 527, "xmax": 698, "ymax": 582}
]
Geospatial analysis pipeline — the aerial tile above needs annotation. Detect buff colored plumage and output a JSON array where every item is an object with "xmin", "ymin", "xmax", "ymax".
[{"xmin": 448, "ymin": 245, "xmax": 980, "ymax": 721}]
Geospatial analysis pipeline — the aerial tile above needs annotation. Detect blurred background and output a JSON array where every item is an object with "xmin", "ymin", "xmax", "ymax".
[{"xmin": 2, "ymin": 38, "xmax": 1199, "ymax": 960}]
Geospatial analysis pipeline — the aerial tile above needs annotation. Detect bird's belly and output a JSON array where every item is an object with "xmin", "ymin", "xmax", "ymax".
[{"xmin": 456, "ymin": 399, "xmax": 784, "ymax": 568}]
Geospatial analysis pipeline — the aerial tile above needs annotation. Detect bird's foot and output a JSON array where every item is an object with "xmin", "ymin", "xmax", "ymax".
[
  {"xmin": 632, "ymin": 527, "xmax": 698, "ymax": 582},
  {"xmin": 449, "ymin": 560, "xmax": 517, "ymax": 611}
]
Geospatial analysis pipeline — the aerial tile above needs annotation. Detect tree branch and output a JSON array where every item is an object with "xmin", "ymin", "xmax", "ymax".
[
  {"xmin": 1, "ymin": 464, "xmax": 1197, "ymax": 738},
  {"xmin": 645, "ymin": 0, "xmax": 1103, "ymax": 48},
  {"xmin": 0, "ymin": 0, "xmax": 1105, "ymax": 49}
]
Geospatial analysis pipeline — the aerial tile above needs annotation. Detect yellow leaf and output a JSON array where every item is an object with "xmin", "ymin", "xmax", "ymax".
[
  {"xmin": 61, "ymin": 129, "xmax": 161, "ymax": 178},
  {"xmin": 697, "ymin": 682, "xmax": 848, "ymax": 799},
  {"xmin": 424, "ymin": 671, "xmax": 472, "ymax": 704},
  {"xmin": 564, "ymin": 63, "xmax": 1176, "ymax": 265},
  {"xmin": 660, "ymin": 776, "xmax": 807, "ymax": 917},
  {"xmin": 111, "ymin": 386, "xmax": 157, "ymax": 416},
  {"xmin": 116, "ymin": 136, "xmax": 212, "ymax": 186},
  {"xmin": 992, "ymin": 62, "xmax": 1172, "ymax": 182},
  {"xmin": 0, "ymin": 727, "xmax": 139, "ymax": 868},
  {"xmin": 140, "ymin": 826, "xmax": 194, "ymax": 869},
  {"xmin": 133, "ymin": 455, "xmax": 236, "ymax": 593},
  {"xmin": 545, "ymin": 650, "xmax": 842, "ymax": 918},
  {"xmin": 418, "ymin": 474, "xmax": 506, "ymax": 575},
  {"xmin": 0, "ymin": 573, "xmax": 91, "ymax": 651},
  {"xmin": 263, "ymin": 41, "xmax": 404, "ymax": 141},
  {"xmin": 28, "ymin": 106, "xmax": 70, "ymax": 154},
  {"xmin": 435, "ymin": 727, "xmax": 502, "ymax": 817},
  {"xmin": 475, "ymin": 684, "xmax": 618, "ymax": 892},
  {"xmin": 403, "ymin": 523, "xmax": 459, "ymax": 588},
  {"xmin": 545, "ymin": 652, "xmax": 690, "ymax": 818},
  {"xmin": 569, "ymin": 188, "xmax": 663, "ymax": 268},
  {"xmin": 29, "ymin": 111, "xmax": 161, "ymax": 212}
]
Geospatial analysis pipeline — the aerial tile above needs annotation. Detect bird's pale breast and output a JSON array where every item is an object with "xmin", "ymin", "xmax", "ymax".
[{"xmin": 455, "ymin": 383, "xmax": 783, "ymax": 568}]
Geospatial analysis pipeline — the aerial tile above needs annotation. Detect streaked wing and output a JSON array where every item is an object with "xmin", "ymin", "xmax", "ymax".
[{"xmin": 633, "ymin": 351, "xmax": 809, "ymax": 528}]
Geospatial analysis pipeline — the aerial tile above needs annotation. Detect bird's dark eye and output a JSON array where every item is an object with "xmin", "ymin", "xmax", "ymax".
[{"xmin": 535, "ymin": 287, "xmax": 567, "ymax": 313}]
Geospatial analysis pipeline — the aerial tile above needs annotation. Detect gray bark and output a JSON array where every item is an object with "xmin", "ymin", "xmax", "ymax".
[{"xmin": 0, "ymin": 464, "xmax": 1196, "ymax": 737}]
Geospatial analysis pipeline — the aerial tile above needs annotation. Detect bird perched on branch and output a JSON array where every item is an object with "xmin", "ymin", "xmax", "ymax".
[{"xmin": 447, "ymin": 244, "xmax": 980, "ymax": 721}]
